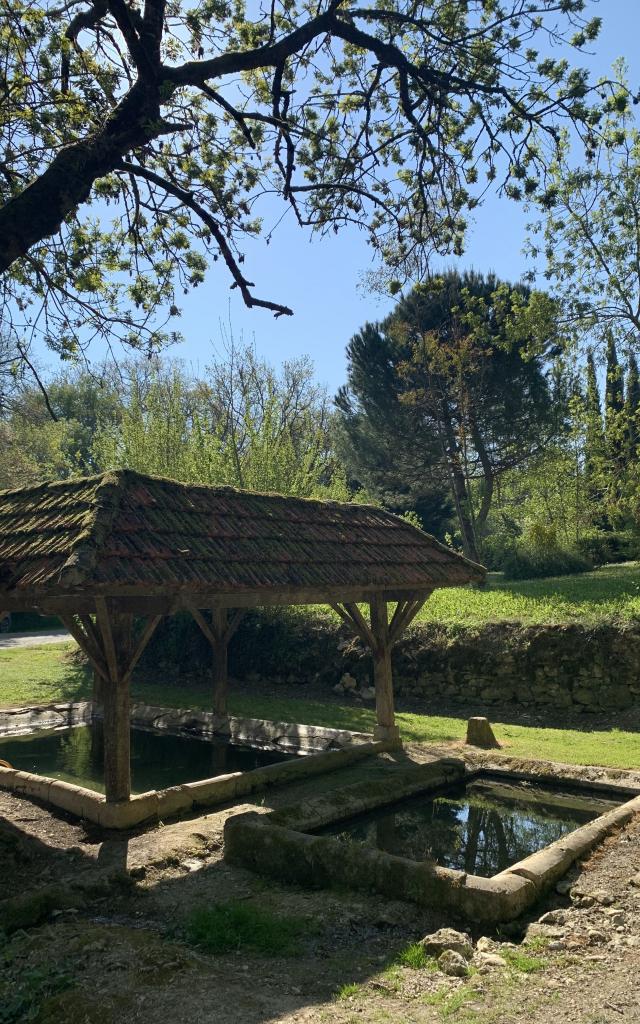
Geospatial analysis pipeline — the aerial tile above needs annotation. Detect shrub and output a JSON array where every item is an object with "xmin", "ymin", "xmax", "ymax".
[
  {"xmin": 141, "ymin": 606, "xmax": 347, "ymax": 684},
  {"xmin": 500, "ymin": 545, "xmax": 593, "ymax": 580},
  {"xmin": 396, "ymin": 943, "xmax": 438, "ymax": 970},
  {"xmin": 576, "ymin": 529, "xmax": 640, "ymax": 567}
]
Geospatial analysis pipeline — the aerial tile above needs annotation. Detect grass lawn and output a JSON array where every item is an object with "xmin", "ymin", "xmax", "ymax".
[
  {"xmin": 412, "ymin": 561, "xmax": 640, "ymax": 627},
  {"xmin": 0, "ymin": 643, "xmax": 91, "ymax": 707},
  {"xmin": 2, "ymin": 642, "xmax": 640, "ymax": 770}
]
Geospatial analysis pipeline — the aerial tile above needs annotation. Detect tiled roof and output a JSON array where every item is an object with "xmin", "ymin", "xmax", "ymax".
[{"xmin": 0, "ymin": 471, "xmax": 485, "ymax": 600}]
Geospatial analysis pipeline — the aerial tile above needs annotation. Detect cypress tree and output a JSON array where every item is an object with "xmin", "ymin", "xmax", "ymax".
[
  {"xmin": 604, "ymin": 333, "xmax": 625, "ymax": 469},
  {"xmin": 584, "ymin": 349, "xmax": 606, "ymax": 510},
  {"xmin": 625, "ymin": 351, "xmax": 640, "ymax": 462}
]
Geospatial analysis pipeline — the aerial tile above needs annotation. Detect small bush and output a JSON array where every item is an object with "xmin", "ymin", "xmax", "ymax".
[
  {"xmin": 576, "ymin": 529, "xmax": 640, "ymax": 567},
  {"xmin": 502, "ymin": 947, "xmax": 545, "ymax": 973},
  {"xmin": 184, "ymin": 901, "xmax": 305, "ymax": 956},
  {"xmin": 500, "ymin": 545, "xmax": 593, "ymax": 580}
]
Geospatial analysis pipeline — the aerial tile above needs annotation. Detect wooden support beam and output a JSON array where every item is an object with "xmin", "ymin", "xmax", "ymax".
[
  {"xmin": 212, "ymin": 607, "xmax": 228, "ymax": 717},
  {"xmin": 225, "ymin": 607, "xmax": 245, "ymax": 644},
  {"xmin": 95, "ymin": 600, "xmax": 132, "ymax": 804},
  {"xmin": 58, "ymin": 614, "xmax": 109, "ymax": 683},
  {"xmin": 78, "ymin": 614, "xmax": 106, "ymax": 669},
  {"xmin": 95, "ymin": 597, "xmax": 119, "ymax": 682},
  {"xmin": 369, "ymin": 594, "xmax": 400, "ymax": 746},
  {"xmin": 389, "ymin": 596, "xmax": 429, "ymax": 645},
  {"xmin": 388, "ymin": 600, "xmax": 410, "ymax": 643},
  {"xmin": 121, "ymin": 615, "xmax": 162, "ymax": 687},
  {"xmin": 342, "ymin": 602, "xmax": 378, "ymax": 652},
  {"xmin": 188, "ymin": 605, "xmax": 245, "ymax": 718},
  {"xmin": 329, "ymin": 602, "xmax": 376, "ymax": 651},
  {"xmin": 189, "ymin": 604, "xmax": 216, "ymax": 647}
]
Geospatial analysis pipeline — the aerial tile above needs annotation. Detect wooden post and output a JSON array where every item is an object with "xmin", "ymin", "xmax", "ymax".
[
  {"xmin": 369, "ymin": 594, "xmax": 401, "ymax": 746},
  {"xmin": 212, "ymin": 607, "xmax": 228, "ymax": 718},
  {"xmin": 190, "ymin": 606, "xmax": 244, "ymax": 720},
  {"xmin": 97, "ymin": 603, "xmax": 132, "ymax": 804},
  {"xmin": 91, "ymin": 669, "xmax": 103, "ymax": 720}
]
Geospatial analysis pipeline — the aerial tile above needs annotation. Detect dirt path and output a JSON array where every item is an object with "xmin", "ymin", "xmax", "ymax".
[{"xmin": 0, "ymin": 629, "xmax": 72, "ymax": 649}]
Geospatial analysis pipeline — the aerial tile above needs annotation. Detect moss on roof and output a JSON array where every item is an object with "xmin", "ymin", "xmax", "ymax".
[{"xmin": 0, "ymin": 470, "xmax": 484, "ymax": 599}]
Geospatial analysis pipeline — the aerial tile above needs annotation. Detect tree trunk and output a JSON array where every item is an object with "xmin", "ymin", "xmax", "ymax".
[
  {"xmin": 468, "ymin": 414, "xmax": 494, "ymax": 551},
  {"xmin": 439, "ymin": 404, "xmax": 479, "ymax": 562},
  {"xmin": 369, "ymin": 595, "xmax": 400, "ymax": 746}
]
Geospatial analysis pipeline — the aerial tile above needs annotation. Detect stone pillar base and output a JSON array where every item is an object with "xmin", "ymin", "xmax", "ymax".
[{"xmin": 373, "ymin": 724, "xmax": 402, "ymax": 747}]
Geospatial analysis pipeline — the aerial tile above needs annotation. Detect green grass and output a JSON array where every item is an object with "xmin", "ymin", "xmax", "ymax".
[
  {"xmin": 335, "ymin": 983, "xmax": 363, "ymax": 1001},
  {"xmin": 3, "ymin": 643, "xmax": 640, "ymax": 769},
  {"xmin": 396, "ymin": 942, "xmax": 438, "ymax": 970},
  {"xmin": 0, "ymin": 643, "xmax": 90, "ymax": 707},
  {"xmin": 412, "ymin": 562, "xmax": 640, "ymax": 627},
  {"xmin": 501, "ymin": 948, "xmax": 545, "ymax": 974},
  {"xmin": 183, "ymin": 901, "xmax": 305, "ymax": 956},
  {"xmin": 424, "ymin": 984, "xmax": 478, "ymax": 1019}
]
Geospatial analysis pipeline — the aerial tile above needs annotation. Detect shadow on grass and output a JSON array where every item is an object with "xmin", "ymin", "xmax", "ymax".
[{"xmin": 496, "ymin": 563, "xmax": 640, "ymax": 609}]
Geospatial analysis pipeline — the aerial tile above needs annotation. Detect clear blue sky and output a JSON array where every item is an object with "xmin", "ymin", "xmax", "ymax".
[{"xmin": 42, "ymin": 1, "xmax": 640, "ymax": 394}]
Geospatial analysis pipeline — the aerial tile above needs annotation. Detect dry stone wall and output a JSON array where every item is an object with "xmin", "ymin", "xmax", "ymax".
[
  {"xmin": 235, "ymin": 619, "xmax": 640, "ymax": 713},
  {"xmin": 389, "ymin": 623, "xmax": 640, "ymax": 712},
  {"xmin": 145, "ymin": 611, "xmax": 640, "ymax": 714}
]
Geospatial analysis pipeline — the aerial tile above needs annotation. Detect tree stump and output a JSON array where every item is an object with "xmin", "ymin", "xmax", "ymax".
[{"xmin": 465, "ymin": 717, "xmax": 500, "ymax": 749}]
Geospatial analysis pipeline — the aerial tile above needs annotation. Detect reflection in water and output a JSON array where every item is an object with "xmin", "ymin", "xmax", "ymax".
[
  {"xmin": 319, "ymin": 779, "xmax": 619, "ymax": 877},
  {"xmin": 0, "ymin": 723, "xmax": 295, "ymax": 795}
]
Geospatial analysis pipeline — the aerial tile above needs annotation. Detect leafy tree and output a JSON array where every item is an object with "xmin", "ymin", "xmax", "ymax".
[
  {"xmin": 605, "ymin": 332, "xmax": 624, "ymax": 429},
  {"xmin": 93, "ymin": 348, "xmax": 350, "ymax": 497},
  {"xmin": 0, "ymin": 0, "xmax": 605, "ymax": 366},
  {"xmin": 337, "ymin": 271, "xmax": 563, "ymax": 560},
  {"xmin": 334, "ymin": 323, "xmax": 452, "ymax": 535},
  {"xmin": 529, "ymin": 66, "xmax": 640, "ymax": 349},
  {"xmin": 0, "ymin": 334, "xmax": 23, "ymax": 417}
]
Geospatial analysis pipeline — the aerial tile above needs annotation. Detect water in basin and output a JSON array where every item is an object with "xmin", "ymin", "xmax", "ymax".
[
  {"xmin": 0, "ymin": 722, "xmax": 296, "ymax": 795},
  {"xmin": 318, "ymin": 776, "xmax": 620, "ymax": 877}
]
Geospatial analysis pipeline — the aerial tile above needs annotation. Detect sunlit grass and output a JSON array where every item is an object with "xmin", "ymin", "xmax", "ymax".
[
  {"xmin": 414, "ymin": 562, "xmax": 640, "ymax": 627},
  {"xmin": 0, "ymin": 643, "xmax": 90, "ymax": 707}
]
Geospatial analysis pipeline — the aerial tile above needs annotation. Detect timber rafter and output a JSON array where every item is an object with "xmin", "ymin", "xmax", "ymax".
[
  {"xmin": 59, "ymin": 601, "xmax": 163, "ymax": 689},
  {"xmin": 330, "ymin": 592, "xmax": 430, "ymax": 653}
]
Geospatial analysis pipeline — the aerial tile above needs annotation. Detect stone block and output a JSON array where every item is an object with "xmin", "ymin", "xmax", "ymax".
[
  {"xmin": 156, "ymin": 785, "xmax": 194, "ymax": 820},
  {"xmin": 98, "ymin": 791, "xmax": 159, "ymax": 829},
  {"xmin": 11, "ymin": 770, "xmax": 52, "ymax": 803},
  {"xmin": 183, "ymin": 773, "xmax": 241, "ymax": 807},
  {"xmin": 46, "ymin": 780, "xmax": 100, "ymax": 820}
]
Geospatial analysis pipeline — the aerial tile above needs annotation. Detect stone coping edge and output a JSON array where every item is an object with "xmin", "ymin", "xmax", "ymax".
[
  {"xmin": 0, "ymin": 700, "xmax": 374, "ymax": 751},
  {"xmin": 0, "ymin": 701, "xmax": 93, "ymax": 737},
  {"xmin": 0, "ymin": 739, "xmax": 386, "ymax": 829},
  {"xmin": 126, "ymin": 704, "xmax": 373, "ymax": 751},
  {"xmin": 223, "ymin": 761, "xmax": 640, "ymax": 924}
]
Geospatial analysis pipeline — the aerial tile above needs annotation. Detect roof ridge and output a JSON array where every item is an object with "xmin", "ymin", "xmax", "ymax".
[
  {"xmin": 89, "ymin": 468, "xmax": 392, "ymax": 516},
  {"xmin": 55, "ymin": 471, "xmax": 129, "ymax": 589}
]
